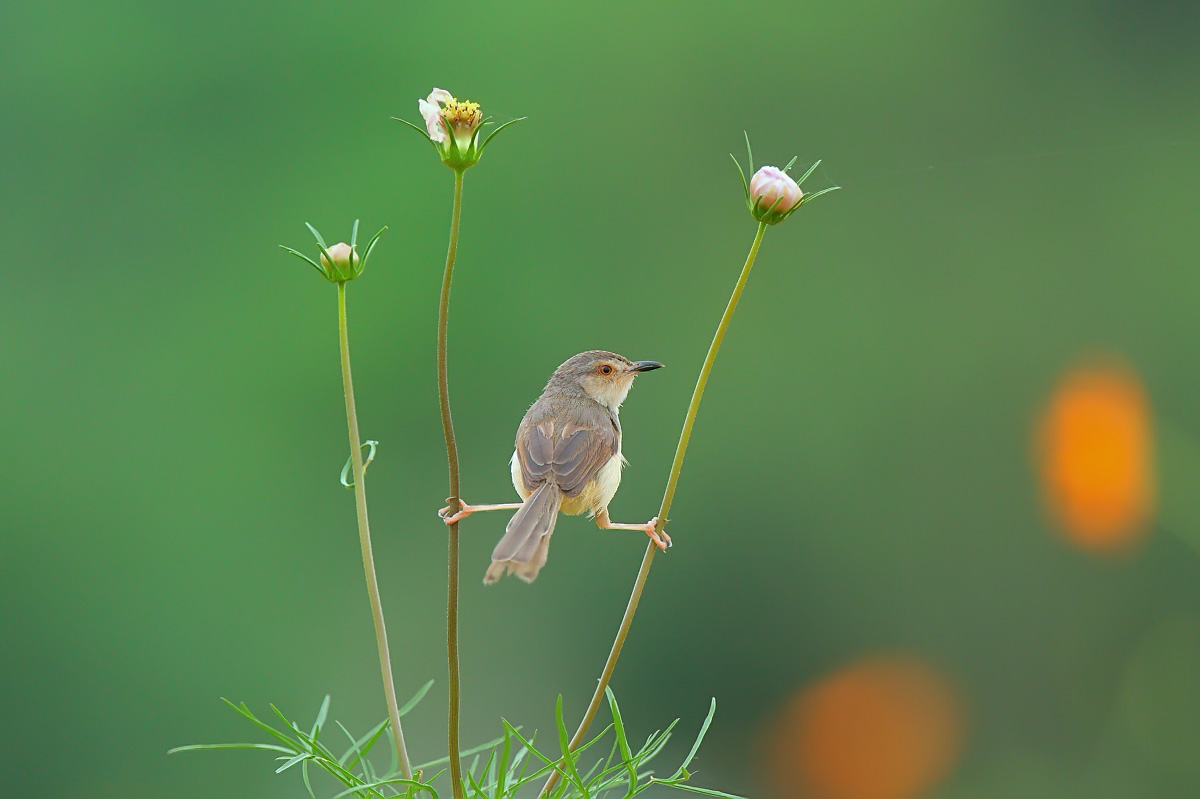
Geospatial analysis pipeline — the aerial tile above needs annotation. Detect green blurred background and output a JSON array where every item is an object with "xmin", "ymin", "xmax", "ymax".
[{"xmin": 4, "ymin": 0, "xmax": 1200, "ymax": 796}]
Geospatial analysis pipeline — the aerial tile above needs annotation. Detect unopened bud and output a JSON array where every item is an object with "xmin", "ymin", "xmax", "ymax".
[
  {"xmin": 749, "ymin": 166, "xmax": 803, "ymax": 224},
  {"xmin": 321, "ymin": 242, "xmax": 360, "ymax": 281}
]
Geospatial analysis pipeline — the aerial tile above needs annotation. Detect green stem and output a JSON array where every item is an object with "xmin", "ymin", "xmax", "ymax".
[
  {"xmin": 542, "ymin": 221, "xmax": 770, "ymax": 797},
  {"xmin": 337, "ymin": 281, "xmax": 413, "ymax": 781},
  {"xmin": 438, "ymin": 169, "xmax": 467, "ymax": 799}
]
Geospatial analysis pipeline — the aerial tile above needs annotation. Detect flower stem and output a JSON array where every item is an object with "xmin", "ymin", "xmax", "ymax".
[
  {"xmin": 438, "ymin": 169, "xmax": 467, "ymax": 799},
  {"xmin": 337, "ymin": 281, "xmax": 413, "ymax": 781},
  {"xmin": 542, "ymin": 220, "xmax": 770, "ymax": 797}
]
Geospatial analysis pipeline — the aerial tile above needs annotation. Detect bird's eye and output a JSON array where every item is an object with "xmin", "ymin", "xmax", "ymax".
[{"xmin": 600, "ymin": 364, "xmax": 613, "ymax": 375}]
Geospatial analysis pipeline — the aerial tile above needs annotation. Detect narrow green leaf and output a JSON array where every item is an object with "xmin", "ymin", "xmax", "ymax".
[
  {"xmin": 335, "ymin": 720, "xmax": 366, "ymax": 771},
  {"xmin": 579, "ymin": 754, "xmax": 607, "ymax": 786},
  {"xmin": 586, "ymin": 737, "xmax": 621, "ymax": 792},
  {"xmin": 399, "ymin": 679, "xmax": 436, "ymax": 717},
  {"xmin": 270, "ymin": 704, "xmax": 312, "ymax": 748},
  {"xmin": 483, "ymin": 745, "xmax": 499, "ymax": 796},
  {"xmin": 670, "ymin": 698, "xmax": 716, "ymax": 780},
  {"xmin": 341, "ymin": 718, "xmax": 388, "ymax": 770},
  {"xmin": 743, "ymin": 131, "xmax": 754, "ymax": 172},
  {"xmin": 360, "ymin": 725, "xmax": 389, "ymax": 775},
  {"xmin": 628, "ymin": 772, "xmax": 657, "ymax": 791},
  {"xmin": 221, "ymin": 699, "xmax": 300, "ymax": 751},
  {"xmin": 269, "ymin": 704, "xmax": 343, "ymax": 770},
  {"xmin": 276, "ymin": 752, "xmax": 312, "ymax": 773},
  {"xmin": 330, "ymin": 777, "xmax": 436, "ymax": 799},
  {"xmin": 555, "ymin": 695, "xmax": 590, "ymax": 798},
  {"xmin": 504, "ymin": 744, "xmax": 533, "ymax": 793},
  {"xmin": 499, "ymin": 722, "xmax": 554, "ymax": 767},
  {"xmin": 605, "ymin": 688, "xmax": 638, "ymax": 791},
  {"xmin": 413, "ymin": 733, "xmax": 507, "ymax": 771},
  {"xmin": 350, "ymin": 219, "xmax": 360, "ymax": 250},
  {"xmin": 494, "ymin": 725, "xmax": 512, "ymax": 799},
  {"xmin": 311, "ymin": 695, "xmax": 332, "ymax": 740},
  {"xmin": 310, "ymin": 755, "xmax": 372, "ymax": 792},
  {"xmin": 783, "ymin": 155, "xmax": 799, "ymax": 172},
  {"xmin": 167, "ymin": 742, "xmax": 294, "ymax": 755},
  {"xmin": 465, "ymin": 770, "xmax": 484, "ymax": 799},
  {"xmin": 634, "ymin": 719, "xmax": 679, "ymax": 766},
  {"xmin": 386, "ymin": 727, "xmax": 399, "ymax": 779},
  {"xmin": 301, "ymin": 758, "xmax": 317, "ymax": 799},
  {"xmin": 662, "ymin": 784, "xmax": 750, "ymax": 799}
]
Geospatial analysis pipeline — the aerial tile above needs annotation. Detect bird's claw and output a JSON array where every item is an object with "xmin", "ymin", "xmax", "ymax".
[
  {"xmin": 645, "ymin": 517, "xmax": 672, "ymax": 551},
  {"xmin": 438, "ymin": 497, "xmax": 471, "ymax": 526}
]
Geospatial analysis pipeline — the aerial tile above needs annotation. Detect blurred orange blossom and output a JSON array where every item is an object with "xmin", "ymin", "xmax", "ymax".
[
  {"xmin": 1037, "ymin": 362, "xmax": 1155, "ymax": 552},
  {"xmin": 764, "ymin": 654, "xmax": 964, "ymax": 799}
]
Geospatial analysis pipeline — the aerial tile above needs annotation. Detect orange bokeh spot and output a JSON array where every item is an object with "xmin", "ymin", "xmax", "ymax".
[
  {"xmin": 1037, "ymin": 363, "xmax": 1155, "ymax": 552},
  {"xmin": 765, "ymin": 655, "xmax": 964, "ymax": 799}
]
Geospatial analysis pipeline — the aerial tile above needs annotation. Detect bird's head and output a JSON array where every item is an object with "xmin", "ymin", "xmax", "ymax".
[{"xmin": 550, "ymin": 350, "xmax": 663, "ymax": 410}]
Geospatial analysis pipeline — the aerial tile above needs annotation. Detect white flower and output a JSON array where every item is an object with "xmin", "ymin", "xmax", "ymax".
[
  {"xmin": 748, "ymin": 166, "xmax": 803, "ymax": 215},
  {"xmin": 418, "ymin": 88, "xmax": 454, "ymax": 143}
]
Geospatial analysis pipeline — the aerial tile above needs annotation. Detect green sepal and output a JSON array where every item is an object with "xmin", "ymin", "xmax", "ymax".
[
  {"xmin": 356, "ymin": 223, "xmax": 387, "ymax": 277},
  {"xmin": 480, "ymin": 116, "xmax": 527, "ymax": 152},
  {"xmin": 393, "ymin": 116, "xmax": 441, "ymax": 151},
  {"xmin": 279, "ymin": 245, "xmax": 328, "ymax": 279},
  {"xmin": 795, "ymin": 158, "xmax": 822, "ymax": 186},
  {"xmin": 799, "ymin": 184, "xmax": 841, "ymax": 205},
  {"xmin": 730, "ymin": 153, "xmax": 749, "ymax": 205}
]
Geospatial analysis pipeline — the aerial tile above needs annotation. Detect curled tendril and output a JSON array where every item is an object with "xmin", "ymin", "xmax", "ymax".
[{"xmin": 340, "ymin": 440, "xmax": 379, "ymax": 488}]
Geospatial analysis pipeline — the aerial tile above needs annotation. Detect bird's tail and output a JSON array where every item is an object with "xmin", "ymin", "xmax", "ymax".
[{"xmin": 484, "ymin": 483, "xmax": 562, "ymax": 584}]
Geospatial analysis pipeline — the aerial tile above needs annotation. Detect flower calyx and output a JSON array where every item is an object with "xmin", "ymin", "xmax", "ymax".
[
  {"xmin": 281, "ymin": 220, "xmax": 387, "ymax": 284},
  {"xmin": 399, "ymin": 87, "xmax": 524, "ymax": 171}
]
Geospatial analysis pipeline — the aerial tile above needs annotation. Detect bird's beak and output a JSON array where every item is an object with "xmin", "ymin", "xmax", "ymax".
[{"xmin": 629, "ymin": 360, "xmax": 664, "ymax": 373}]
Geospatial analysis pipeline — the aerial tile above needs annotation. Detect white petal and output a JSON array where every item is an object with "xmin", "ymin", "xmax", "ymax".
[{"xmin": 418, "ymin": 99, "xmax": 446, "ymax": 143}]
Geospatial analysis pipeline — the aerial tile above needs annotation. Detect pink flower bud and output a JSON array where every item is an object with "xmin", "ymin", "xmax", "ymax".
[
  {"xmin": 321, "ymin": 242, "xmax": 359, "ymax": 276},
  {"xmin": 749, "ymin": 166, "xmax": 803, "ymax": 216}
]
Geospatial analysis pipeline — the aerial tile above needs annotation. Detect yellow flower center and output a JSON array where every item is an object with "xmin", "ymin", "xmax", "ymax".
[{"xmin": 440, "ymin": 100, "xmax": 482, "ymax": 132}]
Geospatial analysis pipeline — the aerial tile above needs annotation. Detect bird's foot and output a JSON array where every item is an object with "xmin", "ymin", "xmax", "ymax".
[
  {"xmin": 644, "ymin": 517, "xmax": 672, "ymax": 551},
  {"xmin": 438, "ymin": 497, "xmax": 474, "ymax": 525},
  {"xmin": 439, "ymin": 497, "xmax": 524, "ymax": 525}
]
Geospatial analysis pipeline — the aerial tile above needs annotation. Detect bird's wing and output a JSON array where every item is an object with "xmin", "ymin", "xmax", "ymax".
[{"xmin": 515, "ymin": 401, "xmax": 618, "ymax": 498}]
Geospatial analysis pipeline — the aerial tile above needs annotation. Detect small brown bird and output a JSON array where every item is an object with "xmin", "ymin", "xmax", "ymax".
[{"xmin": 440, "ymin": 350, "xmax": 669, "ymax": 583}]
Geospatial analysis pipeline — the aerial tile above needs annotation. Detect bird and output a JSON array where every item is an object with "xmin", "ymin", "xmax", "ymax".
[{"xmin": 439, "ymin": 350, "xmax": 669, "ymax": 584}]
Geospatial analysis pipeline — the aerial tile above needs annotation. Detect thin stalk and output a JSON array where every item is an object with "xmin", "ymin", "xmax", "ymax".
[
  {"xmin": 337, "ymin": 281, "xmax": 413, "ymax": 781},
  {"xmin": 438, "ymin": 169, "xmax": 467, "ymax": 799},
  {"xmin": 542, "ymin": 221, "xmax": 770, "ymax": 797}
]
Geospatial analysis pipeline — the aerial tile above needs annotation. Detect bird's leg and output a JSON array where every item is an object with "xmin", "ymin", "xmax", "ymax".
[
  {"xmin": 594, "ymin": 508, "xmax": 672, "ymax": 551},
  {"xmin": 438, "ymin": 497, "xmax": 524, "ymax": 526}
]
